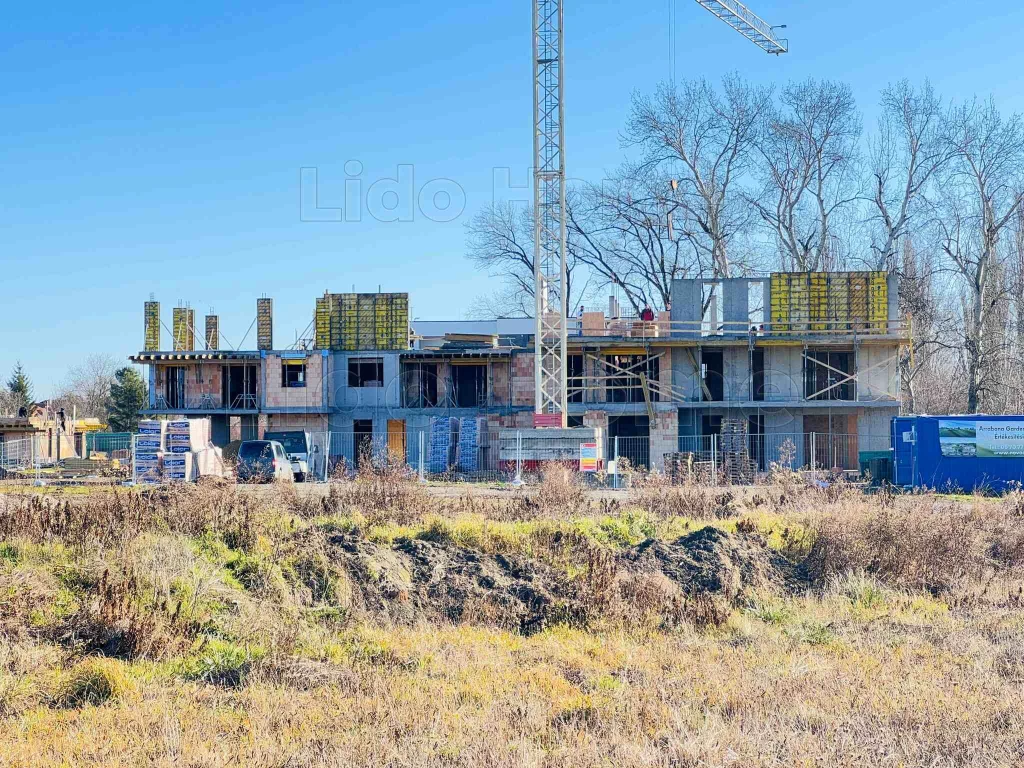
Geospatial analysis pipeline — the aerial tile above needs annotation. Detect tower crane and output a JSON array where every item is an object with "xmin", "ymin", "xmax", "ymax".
[{"xmin": 531, "ymin": 0, "xmax": 788, "ymax": 425}]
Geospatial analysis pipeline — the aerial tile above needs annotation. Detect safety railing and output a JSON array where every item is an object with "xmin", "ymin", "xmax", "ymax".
[{"xmin": 572, "ymin": 317, "xmax": 908, "ymax": 340}]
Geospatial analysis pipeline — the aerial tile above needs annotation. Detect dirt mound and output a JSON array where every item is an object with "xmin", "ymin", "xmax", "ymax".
[
  {"xmin": 621, "ymin": 527, "xmax": 794, "ymax": 600},
  {"xmin": 326, "ymin": 527, "xmax": 793, "ymax": 634},
  {"xmin": 618, "ymin": 528, "xmax": 794, "ymax": 606},
  {"xmin": 327, "ymin": 534, "xmax": 581, "ymax": 635}
]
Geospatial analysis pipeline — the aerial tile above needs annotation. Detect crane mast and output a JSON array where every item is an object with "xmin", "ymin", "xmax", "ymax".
[
  {"xmin": 530, "ymin": 0, "xmax": 786, "ymax": 422},
  {"xmin": 532, "ymin": 0, "xmax": 568, "ymax": 424}
]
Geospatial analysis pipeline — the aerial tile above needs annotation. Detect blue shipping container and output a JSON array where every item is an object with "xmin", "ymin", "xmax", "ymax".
[{"xmin": 892, "ymin": 415, "xmax": 1024, "ymax": 492}]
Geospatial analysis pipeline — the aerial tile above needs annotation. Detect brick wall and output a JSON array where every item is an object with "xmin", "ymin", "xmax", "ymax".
[
  {"xmin": 511, "ymin": 351, "xmax": 534, "ymax": 406},
  {"xmin": 264, "ymin": 353, "xmax": 324, "ymax": 409},
  {"xmin": 154, "ymin": 363, "xmax": 222, "ymax": 404},
  {"xmin": 657, "ymin": 349, "xmax": 673, "ymax": 400},
  {"xmin": 267, "ymin": 413, "xmax": 329, "ymax": 431},
  {"xmin": 649, "ymin": 409, "xmax": 679, "ymax": 472},
  {"xmin": 489, "ymin": 360, "xmax": 511, "ymax": 405}
]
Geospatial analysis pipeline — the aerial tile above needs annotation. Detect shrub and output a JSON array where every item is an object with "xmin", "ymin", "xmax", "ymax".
[
  {"xmin": 804, "ymin": 498, "xmax": 1024, "ymax": 594},
  {"xmin": 54, "ymin": 657, "xmax": 128, "ymax": 708},
  {"xmin": 228, "ymin": 553, "xmax": 289, "ymax": 601},
  {"xmin": 535, "ymin": 463, "xmax": 590, "ymax": 519},
  {"xmin": 631, "ymin": 474, "xmax": 735, "ymax": 520}
]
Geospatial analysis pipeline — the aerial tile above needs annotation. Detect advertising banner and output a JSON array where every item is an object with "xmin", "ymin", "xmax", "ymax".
[
  {"xmin": 939, "ymin": 420, "xmax": 1024, "ymax": 458},
  {"xmin": 579, "ymin": 442, "xmax": 598, "ymax": 473}
]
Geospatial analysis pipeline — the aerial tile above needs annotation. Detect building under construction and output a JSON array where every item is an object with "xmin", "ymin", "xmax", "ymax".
[{"xmin": 129, "ymin": 271, "xmax": 907, "ymax": 473}]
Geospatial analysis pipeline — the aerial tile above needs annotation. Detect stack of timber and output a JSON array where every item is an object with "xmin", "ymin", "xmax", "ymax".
[{"xmin": 720, "ymin": 419, "xmax": 756, "ymax": 485}]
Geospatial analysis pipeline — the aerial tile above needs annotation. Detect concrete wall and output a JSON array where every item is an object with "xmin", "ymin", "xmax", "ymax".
[
  {"xmin": 856, "ymin": 407, "xmax": 894, "ymax": 448},
  {"xmin": 670, "ymin": 348, "xmax": 702, "ymax": 401},
  {"xmin": 670, "ymin": 280, "xmax": 701, "ymax": 336},
  {"xmin": 765, "ymin": 347, "xmax": 802, "ymax": 401},
  {"xmin": 331, "ymin": 352, "xmax": 401, "ymax": 411},
  {"xmin": 857, "ymin": 345, "xmax": 900, "ymax": 401},
  {"xmin": 723, "ymin": 347, "xmax": 748, "ymax": 401}
]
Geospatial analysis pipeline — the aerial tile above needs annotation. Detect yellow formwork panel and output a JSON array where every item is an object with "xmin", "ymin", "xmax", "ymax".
[
  {"xmin": 810, "ymin": 272, "xmax": 828, "ymax": 330},
  {"xmin": 317, "ymin": 292, "xmax": 409, "ymax": 351},
  {"xmin": 315, "ymin": 297, "xmax": 330, "ymax": 350},
  {"xmin": 769, "ymin": 271, "xmax": 889, "ymax": 335},
  {"xmin": 868, "ymin": 271, "xmax": 888, "ymax": 331},
  {"xmin": 144, "ymin": 301, "xmax": 160, "ymax": 351},
  {"xmin": 172, "ymin": 307, "xmax": 195, "ymax": 351}
]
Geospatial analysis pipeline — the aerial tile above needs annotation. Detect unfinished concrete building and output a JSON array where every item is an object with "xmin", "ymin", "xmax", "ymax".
[{"xmin": 129, "ymin": 271, "xmax": 907, "ymax": 475}]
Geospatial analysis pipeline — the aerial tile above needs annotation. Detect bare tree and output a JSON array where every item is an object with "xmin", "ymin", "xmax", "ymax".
[
  {"xmin": 622, "ymin": 74, "xmax": 771, "ymax": 278},
  {"xmin": 54, "ymin": 354, "xmax": 119, "ymax": 420},
  {"xmin": 868, "ymin": 80, "xmax": 950, "ymax": 271},
  {"xmin": 567, "ymin": 170, "xmax": 691, "ymax": 313},
  {"xmin": 938, "ymin": 97, "xmax": 1024, "ymax": 413},
  {"xmin": 753, "ymin": 78, "xmax": 862, "ymax": 271},
  {"xmin": 464, "ymin": 200, "xmax": 591, "ymax": 319}
]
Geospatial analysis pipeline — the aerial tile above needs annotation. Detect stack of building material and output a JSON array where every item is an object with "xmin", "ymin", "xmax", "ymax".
[
  {"xmin": 428, "ymin": 417, "xmax": 459, "ymax": 474},
  {"xmin": 164, "ymin": 419, "xmax": 195, "ymax": 482},
  {"xmin": 135, "ymin": 420, "xmax": 165, "ymax": 484},
  {"xmin": 719, "ymin": 419, "xmax": 756, "ymax": 485},
  {"xmin": 457, "ymin": 417, "xmax": 486, "ymax": 472}
]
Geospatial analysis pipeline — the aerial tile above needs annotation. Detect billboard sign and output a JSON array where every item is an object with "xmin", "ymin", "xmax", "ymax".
[
  {"xmin": 579, "ymin": 442, "xmax": 599, "ymax": 472},
  {"xmin": 938, "ymin": 419, "xmax": 1024, "ymax": 458}
]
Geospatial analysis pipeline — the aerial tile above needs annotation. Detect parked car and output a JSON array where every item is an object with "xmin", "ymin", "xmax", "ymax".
[
  {"xmin": 262, "ymin": 430, "xmax": 317, "ymax": 481},
  {"xmin": 236, "ymin": 440, "xmax": 294, "ymax": 483}
]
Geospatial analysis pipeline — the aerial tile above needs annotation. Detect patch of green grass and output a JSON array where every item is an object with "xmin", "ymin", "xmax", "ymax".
[
  {"xmin": 177, "ymin": 638, "xmax": 265, "ymax": 687},
  {"xmin": 744, "ymin": 599, "xmax": 793, "ymax": 626},
  {"xmin": 313, "ymin": 514, "xmax": 361, "ymax": 535},
  {"xmin": 27, "ymin": 585, "xmax": 78, "ymax": 629},
  {"xmin": 785, "ymin": 620, "xmax": 835, "ymax": 646},
  {"xmin": 226, "ymin": 553, "xmax": 288, "ymax": 600},
  {"xmin": 834, "ymin": 572, "xmax": 890, "ymax": 610},
  {"xmin": 190, "ymin": 532, "xmax": 237, "ymax": 566}
]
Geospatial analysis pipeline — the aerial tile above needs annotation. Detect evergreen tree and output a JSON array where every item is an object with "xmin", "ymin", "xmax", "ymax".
[
  {"xmin": 107, "ymin": 367, "xmax": 147, "ymax": 433},
  {"xmin": 6, "ymin": 362, "xmax": 33, "ymax": 415}
]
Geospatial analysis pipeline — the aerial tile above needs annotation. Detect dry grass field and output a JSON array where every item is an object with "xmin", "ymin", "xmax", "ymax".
[{"xmin": 1, "ymin": 465, "xmax": 1023, "ymax": 767}]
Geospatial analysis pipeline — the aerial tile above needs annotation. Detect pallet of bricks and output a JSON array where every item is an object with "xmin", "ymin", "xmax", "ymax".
[
  {"xmin": 164, "ymin": 419, "xmax": 200, "ymax": 482},
  {"xmin": 456, "ymin": 417, "xmax": 486, "ymax": 474},
  {"xmin": 135, "ymin": 420, "xmax": 165, "ymax": 484},
  {"xmin": 428, "ymin": 417, "xmax": 458, "ymax": 474}
]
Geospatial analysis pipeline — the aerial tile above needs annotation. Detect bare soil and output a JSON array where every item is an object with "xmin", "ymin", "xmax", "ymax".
[{"xmin": 327, "ymin": 526, "xmax": 795, "ymax": 634}]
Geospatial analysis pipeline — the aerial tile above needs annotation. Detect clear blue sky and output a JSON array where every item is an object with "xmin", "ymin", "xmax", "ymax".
[{"xmin": 3, "ymin": 0, "xmax": 1024, "ymax": 394}]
